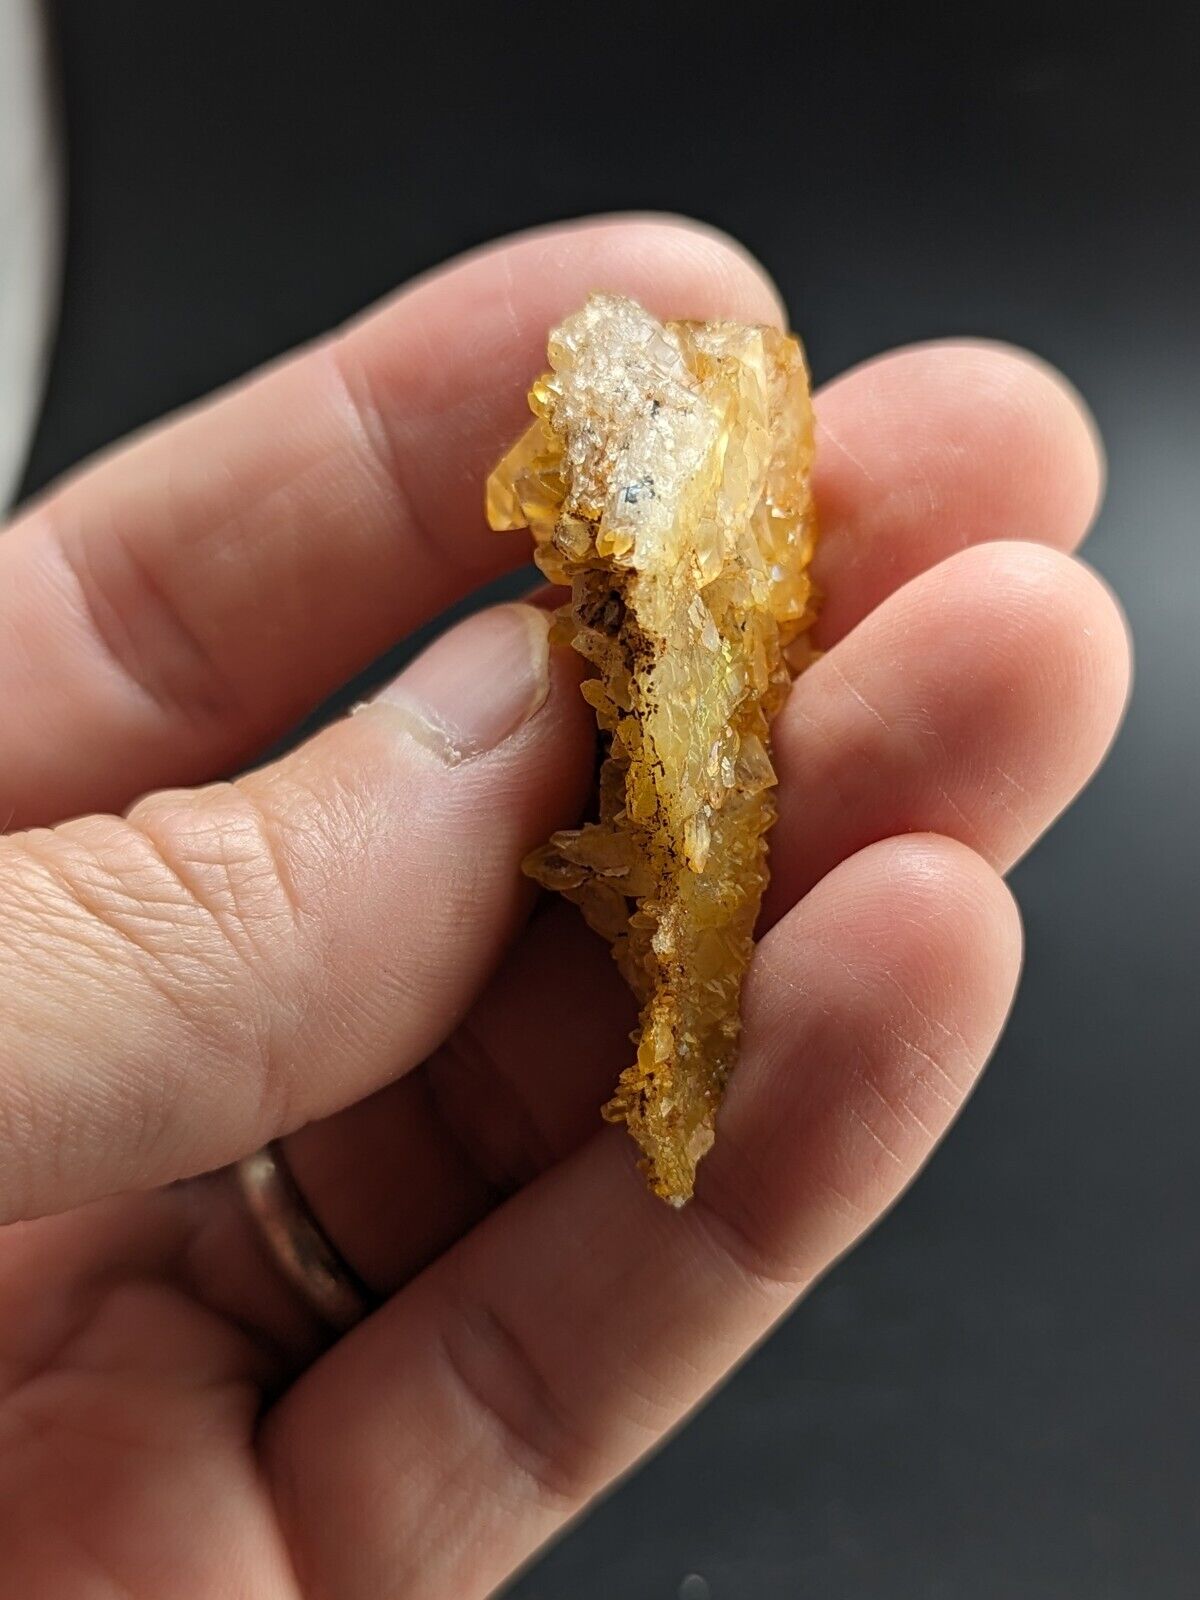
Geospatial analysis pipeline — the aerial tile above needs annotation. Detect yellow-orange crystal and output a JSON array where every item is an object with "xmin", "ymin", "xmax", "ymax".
[{"xmin": 487, "ymin": 294, "xmax": 818, "ymax": 1204}]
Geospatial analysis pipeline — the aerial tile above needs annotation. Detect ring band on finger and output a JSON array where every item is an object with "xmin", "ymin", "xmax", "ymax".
[{"xmin": 236, "ymin": 1141, "xmax": 374, "ymax": 1334}]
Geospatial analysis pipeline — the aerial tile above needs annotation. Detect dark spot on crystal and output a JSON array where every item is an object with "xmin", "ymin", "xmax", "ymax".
[{"xmin": 621, "ymin": 474, "xmax": 656, "ymax": 506}]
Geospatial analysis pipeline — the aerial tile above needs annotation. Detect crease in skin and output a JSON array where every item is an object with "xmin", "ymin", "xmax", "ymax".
[
  {"xmin": 882, "ymin": 1023, "xmax": 961, "ymax": 1113},
  {"xmin": 816, "ymin": 416, "xmax": 881, "ymax": 490},
  {"xmin": 993, "ymin": 763, "xmax": 1032, "ymax": 800},
  {"xmin": 487, "ymin": 293, "xmax": 818, "ymax": 1203},
  {"xmin": 324, "ymin": 340, "xmax": 415, "ymax": 519},
  {"xmin": 843, "ymin": 1102, "xmax": 909, "ymax": 1168},
  {"xmin": 826, "ymin": 658, "xmax": 890, "ymax": 732}
]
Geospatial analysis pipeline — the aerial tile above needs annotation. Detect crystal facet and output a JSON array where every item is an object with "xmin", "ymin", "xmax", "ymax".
[{"xmin": 487, "ymin": 294, "xmax": 818, "ymax": 1204}]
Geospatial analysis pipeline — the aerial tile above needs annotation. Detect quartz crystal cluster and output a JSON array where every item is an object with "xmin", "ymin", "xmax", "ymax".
[{"xmin": 487, "ymin": 294, "xmax": 818, "ymax": 1204}]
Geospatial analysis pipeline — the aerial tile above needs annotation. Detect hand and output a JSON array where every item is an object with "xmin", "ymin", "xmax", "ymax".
[{"xmin": 0, "ymin": 218, "xmax": 1128, "ymax": 1599}]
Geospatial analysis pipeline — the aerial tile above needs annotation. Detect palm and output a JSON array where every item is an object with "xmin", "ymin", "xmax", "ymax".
[
  {"xmin": 0, "ymin": 921, "xmax": 620, "ymax": 1600},
  {"xmin": 0, "ymin": 221, "xmax": 1126, "ymax": 1599},
  {"xmin": 0, "ymin": 1196, "xmax": 291, "ymax": 1597}
]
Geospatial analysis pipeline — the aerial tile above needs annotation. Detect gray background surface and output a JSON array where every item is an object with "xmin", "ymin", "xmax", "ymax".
[{"xmin": 22, "ymin": 3, "xmax": 1200, "ymax": 1595}]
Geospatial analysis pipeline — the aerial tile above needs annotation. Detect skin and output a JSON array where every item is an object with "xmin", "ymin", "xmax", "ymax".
[{"xmin": 0, "ymin": 217, "xmax": 1129, "ymax": 1599}]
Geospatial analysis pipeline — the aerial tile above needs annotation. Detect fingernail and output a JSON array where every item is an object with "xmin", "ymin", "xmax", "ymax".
[{"xmin": 370, "ymin": 604, "xmax": 552, "ymax": 763}]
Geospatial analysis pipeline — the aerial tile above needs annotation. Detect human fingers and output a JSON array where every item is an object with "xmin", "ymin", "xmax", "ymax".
[
  {"xmin": 0, "ymin": 268, "xmax": 1101, "ymax": 833},
  {"xmin": 279, "ymin": 540, "xmax": 1128, "ymax": 1291},
  {"xmin": 0, "ymin": 215, "xmax": 779, "ymax": 828},
  {"xmin": 763, "ymin": 538, "xmax": 1130, "ymax": 915},
  {"xmin": 0, "ymin": 603, "xmax": 591, "ymax": 1223},
  {"xmin": 810, "ymin": 338, "xmax": 1104, "ymax": 646},
  {"xmin": 266, "ymin": 836, "xmax": 1022, "ymax": 1600}
]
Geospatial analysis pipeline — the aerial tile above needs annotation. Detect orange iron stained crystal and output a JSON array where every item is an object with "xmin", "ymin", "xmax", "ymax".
[{"xmin": 486, "ymin": 294, "xmax": 818, "ymax": 1205}]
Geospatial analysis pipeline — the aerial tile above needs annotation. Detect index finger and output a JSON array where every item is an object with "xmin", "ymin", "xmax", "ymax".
[{"xmin": 0, "ymin": 216, "xmax": 782, "ymax": 827}]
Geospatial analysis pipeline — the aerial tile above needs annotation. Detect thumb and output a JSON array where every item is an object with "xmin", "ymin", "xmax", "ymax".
[{"xmin": 0, "ymin": 603, "xmax": 589, "ymax": 1223}]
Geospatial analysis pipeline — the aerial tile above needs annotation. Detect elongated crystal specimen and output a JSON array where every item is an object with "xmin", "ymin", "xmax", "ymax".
[{"xmin": 487, "ymin": 294, "xmax": 818, "ymax": 1204}]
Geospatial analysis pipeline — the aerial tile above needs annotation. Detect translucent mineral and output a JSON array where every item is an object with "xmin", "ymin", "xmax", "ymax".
[{"xmin": 487, "ymin": 294, "xmax": 818, "ymax": 1204}]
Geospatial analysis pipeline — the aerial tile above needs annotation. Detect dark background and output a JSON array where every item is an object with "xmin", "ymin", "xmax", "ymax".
[{"xmin": 22, "ymin": 3, "xmax": 1200, "ymax": 1596}]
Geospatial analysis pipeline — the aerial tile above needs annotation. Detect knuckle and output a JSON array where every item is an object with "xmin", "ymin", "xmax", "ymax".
[
  {"xmin": 0, "ymin": 820, "xmax": 250, "ymax": 1212},
  {"xmin": 44, "ymin": 500, "xmax": 247, "ymax": 731},
  {"xmin": 0, "ymin": 770, "xmax": 344, "ymax": 1213},
  {"xmin": 436, "ymin": 1296, "xmax": 594, "ymax": 1510},
  {"xmin": 690, "ymin": 1180, "xmax": 815, "ymax": 1301},
  {"xmin": 127, "ymin": 782, "xmax": 305, "ymax": 972},
  {"xmin": 1, "ymin": 785, "xmax": 316, "ymax": 1134},
  {"xmin": 326, "ymin": 333, "xmax": 492, "ymax": 587},
  {"xmin": 123, "ymin": 785, "xmax": 311, "ymax": 1115}
]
